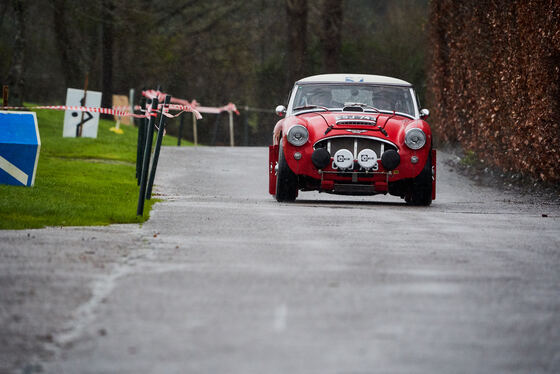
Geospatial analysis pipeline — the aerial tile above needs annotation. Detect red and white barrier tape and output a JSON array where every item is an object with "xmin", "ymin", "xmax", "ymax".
[
  {"xmin": 142, "ymin": 90, "xmax": 239, "ymax": 115},
  {"xmin": 1, "ymin": 103, "xmax": 202, "ymax": 120},
  {"xmin": 1, "ymin": 105, "xmax": 139, "ymax": 117},
  {"xmin": 132, "ymin": 103, "xmax": 202, "ymax": 119}
]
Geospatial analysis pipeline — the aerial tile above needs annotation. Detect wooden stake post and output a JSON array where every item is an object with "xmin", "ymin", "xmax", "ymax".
[
  {"xmin": 229, "ymin": 110, "xmax": 234, "ymax": 147},
  {"xmin": 193, "ymin": 112, "xmax": 198, "ymax": 146}
]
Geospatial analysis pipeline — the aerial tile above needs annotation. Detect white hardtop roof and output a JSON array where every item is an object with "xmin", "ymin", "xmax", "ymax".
[{"xmin": 296, "ymin": 74, "xmax": 412, "ymax": 87}]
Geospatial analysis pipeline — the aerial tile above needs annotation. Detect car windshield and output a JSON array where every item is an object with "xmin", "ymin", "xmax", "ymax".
[{"xmin": 292, "ymin": 84, "xmax": 416, "ymax": 116}]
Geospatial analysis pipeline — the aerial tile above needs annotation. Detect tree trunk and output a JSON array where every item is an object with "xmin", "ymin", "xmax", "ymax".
[
  {"xmin": 6, "ymin": 0, "xmax": 26, "ymax": 106},
  {"xmin": 285, "ymin": 0, "xmax": 308, "ymax": 84},
  {"xmin": 51, "ymin": 0, "xmax": 82, "ymax": 89},
  {"xmin": 320, "ymin": 0, "xmax": 343, "ymax": 73},
  {"xmin": 101, "ymin": 0, "xmax": 114, "ymax": 115}
]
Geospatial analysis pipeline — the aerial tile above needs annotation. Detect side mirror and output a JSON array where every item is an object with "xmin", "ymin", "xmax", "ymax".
[
  {"xmin": 275, "ymin": 105, "xmax": 286, "ymax": 117},
  {"xmin": 420, "ymin": 108, "xmax": 430, "ymax": 119}
]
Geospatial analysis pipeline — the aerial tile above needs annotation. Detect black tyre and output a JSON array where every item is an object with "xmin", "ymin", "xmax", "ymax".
[
  {"xmin": 275, "ymin": 141, "xmax": 298, "ymax": 202},
  {"xmin": 406, "ymin": 151, "xmax": 433, "ymax": 206}
]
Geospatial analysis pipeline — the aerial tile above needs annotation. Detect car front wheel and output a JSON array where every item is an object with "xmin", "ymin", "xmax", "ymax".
[
  {"xmin": 275, "ymin": 140, "xmax": 298, "ymax": 202},
  {"xmin": 406, "ymin": 150, "xmax": 433, "ymax": 206}
]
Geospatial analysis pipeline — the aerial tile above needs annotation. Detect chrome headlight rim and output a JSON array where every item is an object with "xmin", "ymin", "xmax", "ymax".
[
  {"xmin": 404, "ymin": 128, "xmax": 426, "ymax": 150},
  {"xmin": 287, "ymin": 125, "xmax": 309, "ymax": 147}
]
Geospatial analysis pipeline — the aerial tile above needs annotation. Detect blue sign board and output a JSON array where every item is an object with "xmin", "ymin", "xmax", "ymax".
[{"xmin": 0, "ymin": 111, "xmax": 41, "ymax": 187}]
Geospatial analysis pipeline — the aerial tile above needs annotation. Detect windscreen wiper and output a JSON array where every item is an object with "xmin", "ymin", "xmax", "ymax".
[
  {"xmin": 293, "ymin": 105, "xmax": 329, "ymax": 112},
  {"xmin": 342, "ymin": 102, "xmax": 381, "ymax": 112}
]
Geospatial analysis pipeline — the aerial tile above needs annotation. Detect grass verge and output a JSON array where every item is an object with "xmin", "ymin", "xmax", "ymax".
[{"xmin": 0, "ymin": 108, "xmax": 191, "ymax": 229}]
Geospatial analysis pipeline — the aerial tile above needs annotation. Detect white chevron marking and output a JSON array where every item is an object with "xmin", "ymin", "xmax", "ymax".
[{"xmin": 0, "ymin": 155, "xmax": 28, "ymax": 185}]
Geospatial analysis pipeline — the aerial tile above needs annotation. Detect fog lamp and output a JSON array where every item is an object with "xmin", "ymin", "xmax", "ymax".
[
  {"xmin": 333, "ymin": 149, "xmax": 354, "ymax": 170},
  {"xmin": 357, "ymin": 149, "xmax": 378, "ymax": 170}
]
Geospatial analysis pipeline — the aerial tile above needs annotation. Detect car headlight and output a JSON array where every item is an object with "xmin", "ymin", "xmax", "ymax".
[
  {"xmin": 287, "ymin": 125, "xmax": 309, "ymax": 146},
  {"xmin": 404, "ymin": 128, "xmax": 426, "ymax": 150}
]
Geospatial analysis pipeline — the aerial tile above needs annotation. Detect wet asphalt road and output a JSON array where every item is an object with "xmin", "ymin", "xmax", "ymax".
[{"xmin": 1, "ymin": 147, "xmax": 559, "ymax": 374}]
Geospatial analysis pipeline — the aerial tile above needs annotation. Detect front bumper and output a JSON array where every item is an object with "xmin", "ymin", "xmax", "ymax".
[{"xmin": 268, "ymin": 140, "xmax": 436, "ymax": 198}]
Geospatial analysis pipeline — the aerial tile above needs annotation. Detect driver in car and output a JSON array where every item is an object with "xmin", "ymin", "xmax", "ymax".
[
  {"xmin": 372, "ymin": 87, "xmax": 394, "ymax": 110},
  {"xmin": 307, "ymin": 87, "xmax": 334, "ymax": 107}
]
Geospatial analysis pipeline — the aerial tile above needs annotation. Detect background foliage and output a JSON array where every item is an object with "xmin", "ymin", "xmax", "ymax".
[
  {"xmin": 427, "ymin": 0, "xmax": 560, "ymax": 182},
  {"xmin": 6, "ymin": 1, "xmax": 556, "ymax": 183},
  {"xmin": 0, "ymin": 0, "xmax": 428, "ymax": 146}
]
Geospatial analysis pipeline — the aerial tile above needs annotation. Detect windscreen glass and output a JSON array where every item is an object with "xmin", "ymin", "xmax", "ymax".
[{"xmin": 292, "ymin": 84, "xmax": 416, "ymax": 116}]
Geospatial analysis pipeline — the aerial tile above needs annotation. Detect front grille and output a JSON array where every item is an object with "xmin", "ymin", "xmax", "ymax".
[
  {"xmin": 335, "ymin": 120, "xmax": 377, "ymax": 126},
  {"xmin": 314, "ymin": 136, "xmax": 397, "ymax": 159}
]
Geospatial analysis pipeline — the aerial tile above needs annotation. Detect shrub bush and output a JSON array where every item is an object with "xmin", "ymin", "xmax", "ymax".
[{"xmin": 427, "ymin": 0, "xmax": 560, "ymax": 182}]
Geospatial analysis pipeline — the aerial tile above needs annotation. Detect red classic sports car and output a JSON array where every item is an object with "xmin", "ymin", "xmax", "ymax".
[{"xmin": 269, "ymin": 74, "xmax": 436, "ymax": 205}]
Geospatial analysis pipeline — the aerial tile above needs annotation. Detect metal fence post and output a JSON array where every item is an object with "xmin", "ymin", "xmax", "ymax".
[
  {"xmin": 243, "ymin": 107, "xmax": 249, "ymax": 146},
  {"xmin": 136, "ymin": 97, "xmax": 158, "ymax": 216},
  {"xmin": 76, "ymin": 73, "xmax": 89, "ymax": 137},
  {"xmin": 146, "ymin": 95, "xmax": 170, "ymax": 200},
  {"xmin": 136, "ymin": 98, "xmax": 147, "ymax": 184},
  {"xmin": 177, "ymin": 112, "xmax": 184, "ymax": 146}
]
